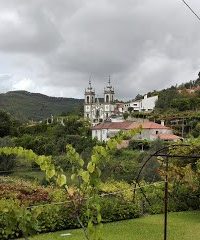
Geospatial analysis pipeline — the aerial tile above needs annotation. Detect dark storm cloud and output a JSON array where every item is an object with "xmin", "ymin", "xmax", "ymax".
[{"xmin": 0, "ymin": 0, "xmax": 200, "ymax": 99}]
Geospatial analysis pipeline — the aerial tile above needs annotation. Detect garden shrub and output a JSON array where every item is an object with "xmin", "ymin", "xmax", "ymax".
[
  {"xmin": 129, "ymin": 140, "xmax": 150, "ymax": 150},
  {"xmin": 0, "ymin": 177, "xmax": 51, "ymax": 205},
  {"xmin": 100, "ymin": 197, "xmax": 140, "ymax": 222},
  {"xmin": 134, "ymin": 181, "xmax": 164, "ymax": 215},
  {"xmin": 34, "ymin": 205, "xmax": 63, "ymax": 233},
  {"xmin": 58, "ymin": 203, "xmax": 87, "ymax": 229},
  {"xmin": 99, "ymin": 180, "xmax": 134, "ymax": 201},
  {"xmin": 99, "ymin": 180, "xmax": 140, "ymax": 222},
  {"xmin": 169, "ymin": 185, "xmax": 200, "ymax": 211},
  {"xmin": 0, "ymin": 199, "xmax": 38, "ymax": 239}
]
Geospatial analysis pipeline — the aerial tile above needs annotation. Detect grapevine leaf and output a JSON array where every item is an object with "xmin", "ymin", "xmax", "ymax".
[
  {"xmin": 79, "ymin": 158, "xmax": 84, "ymax": 167},
  {"xmin": 57, "ymin": 174, "xmax": 67, "ymax": 187},
  {"xmin": 71, "ymin": 173, "xmax": 76, "ymax": 181},
  {"xmin": 97, "ymin": 213, "xmax": 102, "ymax": 223},
  {"xmin": 91, "ymin": 155, "xmax": 98, "ymax": 164},
  {"xmin": 46, "ymin": 169, "xmax": 55, "ymax": 179},
  {"xmin": 81, "ymin": 171, "xmax": 90, "ymax": 183},
  {"xmin": 87, "ymin": 162, "xmax": 95, "ymax": 173}
]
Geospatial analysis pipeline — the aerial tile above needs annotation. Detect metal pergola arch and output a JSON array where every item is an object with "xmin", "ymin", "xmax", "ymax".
[{"xmin": 134, "ymin": 144, "xmax": 200, "ymax": 240}]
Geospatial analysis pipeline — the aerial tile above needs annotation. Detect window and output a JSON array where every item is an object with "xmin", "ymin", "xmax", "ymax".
[
  {"xmin": 87, "ymin": 114, "xmax": 89, "ymax": 118},
  {"xmin": 156, "ymin": 131, "xmax": 159, "ymax": 135},
  {"xmin": 106, "ymin": 95, "xmax": 109, "ymax": 103},
  {"xmin": 96, "ymin": 109, "xmax": 100, "ymax": 118},
  {"xmin": 86, "ymin": 96, "xmax": 89, "ymax": 104}
]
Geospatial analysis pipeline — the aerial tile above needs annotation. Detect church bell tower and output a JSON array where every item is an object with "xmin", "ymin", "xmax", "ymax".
[
  {"xmin": 104, "ymin": 76, "xmax": 115, "ymax": 118},
  {"xmin": 84, "ymin": 81, "xmax": 95, "ymax": 120}
]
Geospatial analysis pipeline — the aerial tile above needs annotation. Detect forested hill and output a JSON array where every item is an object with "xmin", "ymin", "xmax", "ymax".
[
  {"xmin": 0, "ymin": 90, "xmax": 83, "ymax": 121},
  {"xmin": 152, "ymin": 72, "xmax": 200, "ymax": 112}
]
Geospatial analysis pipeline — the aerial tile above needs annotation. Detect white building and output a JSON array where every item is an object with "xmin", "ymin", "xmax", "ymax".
[
  {"xmin": 92, "ymin": 121, "xmax": 181, "ymax": 142},
  {"xmin": 124, "ymin": 95, "xmax": 158, "ymax": 112},
  {"xmin": 84, "ymin": 79, "xmax": 116, "ymax": 124}
]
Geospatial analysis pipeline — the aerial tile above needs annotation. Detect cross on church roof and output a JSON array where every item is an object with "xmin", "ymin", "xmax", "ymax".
[
  {"xmin": 87, "ymin": 80, "xmax": 93, "ymax": 91},
  {"xmin": 107, "ymin": 75, "xmax": 112, "ymax": 90}
]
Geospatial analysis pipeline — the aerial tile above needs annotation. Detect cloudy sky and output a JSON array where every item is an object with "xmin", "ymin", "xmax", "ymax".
[{"xmin": 0, "ymin": 0, "xmax": 200, "ymax": 99}]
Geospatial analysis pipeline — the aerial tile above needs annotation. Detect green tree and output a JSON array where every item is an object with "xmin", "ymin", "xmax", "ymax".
[
  {"xmin": 123, "ymin": 112, "xmax": 129, "ymax": 120},
  {"xmin": 171, "ymin": 98, "xmax": 190, "ymax": 111},
  {"xmin": 128, "ymin": 107, "xmax": 134, "ymax": 114},
  {"xmin": 155, "ymin": 87, "xmax": 179, "ymax": 110},
  {"xmin": 191, "ymin": 122, "xmax": 200, "ymax": 138},
  {"xmin": 135, "ymin": 94, "xmax": 143, "ymax": 100},
  {"xmin": 0, "ymin": 111, "xmax": 12, "ymax": 137}
]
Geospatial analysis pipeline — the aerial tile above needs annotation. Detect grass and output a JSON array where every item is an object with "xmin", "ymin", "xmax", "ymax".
[
  {"xmin": 11, "ymin": 171, "xmax": 45, "ymax": 182},
  {"xmin": 29, "ymin": 211, "xmax": 200, "ymax": 240}
]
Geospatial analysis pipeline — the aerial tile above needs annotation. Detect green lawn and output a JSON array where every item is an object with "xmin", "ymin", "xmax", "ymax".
[{"xmin": 30, "ymin": 211, "xmax": 200, "ymax": 240}]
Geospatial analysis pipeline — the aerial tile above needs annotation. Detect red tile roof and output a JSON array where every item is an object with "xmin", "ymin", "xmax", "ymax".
[
  {"xmin": 92, "ymin": 121, "xmax": 169, "ymax": 130},
  {"xmin": 157, "ymin": 134, "xmax": 181, "ymax": 140},
  {"xmin": 92, "ymin": 121, "xmax": 133, "ymax": 130},
  {"xmin": 128, "ymin": 122, "xmax": 169, "ymax": 130}
]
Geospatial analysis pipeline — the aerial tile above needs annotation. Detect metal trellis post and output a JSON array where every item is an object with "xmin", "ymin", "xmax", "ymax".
[{"xmin": 164, "ymin": 156, "xmax": 169, "ymax": 240}]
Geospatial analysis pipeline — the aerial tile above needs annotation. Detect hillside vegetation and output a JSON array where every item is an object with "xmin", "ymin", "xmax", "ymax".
[{"xmin": 0, "ymin": 91, "xmax": 83, "ymax": 121}]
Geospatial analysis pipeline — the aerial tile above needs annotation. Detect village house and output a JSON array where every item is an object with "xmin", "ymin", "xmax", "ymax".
[
  {"xmin": 92, "ymin": 121, "xmax": 181, "ymax": 142},
  {"xmin": 124, "ymin": 94, "xmax": 158, "ymax": 112}
]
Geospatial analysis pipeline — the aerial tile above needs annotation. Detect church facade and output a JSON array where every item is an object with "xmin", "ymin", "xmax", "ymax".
[{"xmin": 84, "ymin": 79, "xmax": 116, "ymax": 124}]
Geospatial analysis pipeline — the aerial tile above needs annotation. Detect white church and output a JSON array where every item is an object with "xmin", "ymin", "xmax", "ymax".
[{"xmin": 84, "ymin": 78, "xmax": 116, "ymax": 125}]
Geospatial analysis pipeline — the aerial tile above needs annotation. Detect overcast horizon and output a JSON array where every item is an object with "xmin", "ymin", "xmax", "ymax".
[{"xmin": 0, "ymin": 0, "xmax": 200, "ymax": 100}]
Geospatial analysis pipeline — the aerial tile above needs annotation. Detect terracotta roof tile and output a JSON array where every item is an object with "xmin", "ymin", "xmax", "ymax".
[
  {"xmin": 92, "ymin": 121, "xmax": 169, "ymax": 130},
  {"xmin": 92, "ymin": 121, "xmax": 133, "ymax": 130},
  {"xmin": 158, "ymin": 134, "xmax": 181, "ymax": 140}
]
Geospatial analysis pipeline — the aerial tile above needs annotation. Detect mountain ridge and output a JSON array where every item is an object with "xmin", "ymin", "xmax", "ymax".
[{"xmin": 0, "ymin": 90, "xmax": 84, "ymax": 121}]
